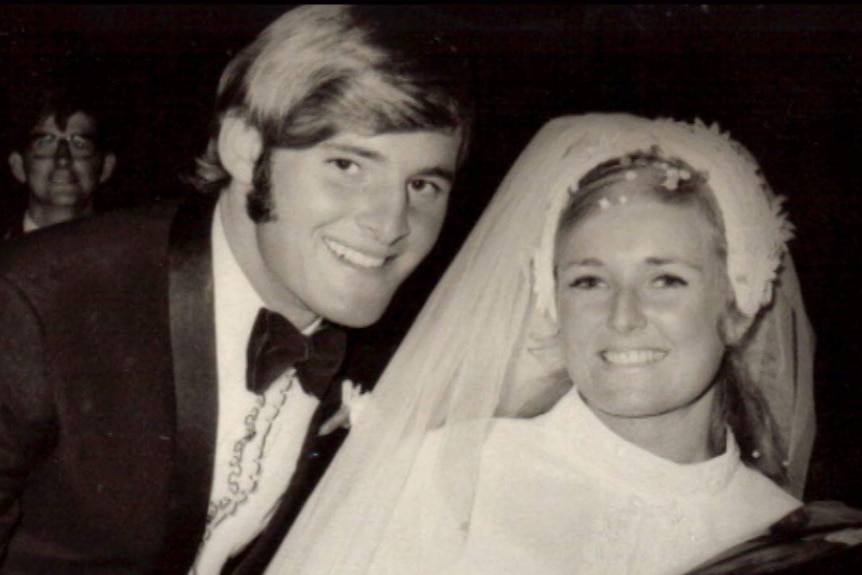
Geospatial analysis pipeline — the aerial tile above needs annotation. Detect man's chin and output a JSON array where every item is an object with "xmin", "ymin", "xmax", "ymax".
[
  {"xmin": 48, "ymin": 190, "xmax": 88, "ymax": 206},
  {"xmin": 321, "ymin": 300, "xmax": 389, "ymax": 329}
]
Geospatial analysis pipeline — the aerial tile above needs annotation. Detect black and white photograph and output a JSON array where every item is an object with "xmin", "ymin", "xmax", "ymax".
[{"xmin": 0, "ymin": 5, "xmax": 860, "ymax": 574}]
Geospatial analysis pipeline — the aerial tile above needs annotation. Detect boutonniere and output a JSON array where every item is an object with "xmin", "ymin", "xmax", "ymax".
[{"xmin": 319, "ymin": 379, "xmax": 372, "ymax": 436}]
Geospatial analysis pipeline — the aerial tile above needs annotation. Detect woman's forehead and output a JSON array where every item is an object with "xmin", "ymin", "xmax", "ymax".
[{"xmin": 559, "ymin": 193, "xmax": 717, "ymax": 254}]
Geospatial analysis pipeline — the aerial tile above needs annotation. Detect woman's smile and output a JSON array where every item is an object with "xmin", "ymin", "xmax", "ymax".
[{"xmin": 600, "ymin": 348, "xmax": 668, "ymax": 367}]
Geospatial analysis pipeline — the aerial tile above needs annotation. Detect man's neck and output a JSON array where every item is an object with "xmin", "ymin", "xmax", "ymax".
[{"xmin": 27, "ymin": 202, "xmax": 93, "ymax": 229}]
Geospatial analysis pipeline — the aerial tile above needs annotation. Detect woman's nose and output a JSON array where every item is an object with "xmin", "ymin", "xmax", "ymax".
[
  {"xmin": 607, "ymin": 288, "xmax": 647, "ymax": 333},
  {"xmin": 356, "ymin": 184, "xmax": 410, "ymax": 245}
]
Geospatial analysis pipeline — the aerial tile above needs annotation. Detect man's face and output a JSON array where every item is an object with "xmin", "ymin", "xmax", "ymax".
[
  {"xmin": 12, "ymin": 112, "xmax": 113, "ymax": 210},
  {"xmin": 252, "ymin": 129, "xmax": 461, "ymax": 328}
]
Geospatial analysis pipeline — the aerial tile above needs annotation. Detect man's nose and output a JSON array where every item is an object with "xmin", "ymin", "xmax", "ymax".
[
  {"xmin": 608, "ymin": 287, "xmax": 647, "ymax": 333},
  {"xmin": 356, "ymin": 184, "xmax": 410, "ymax": 245},
  {"xmin": 53, "ymin": 139, "xmax": 72, "ymax": 163}
]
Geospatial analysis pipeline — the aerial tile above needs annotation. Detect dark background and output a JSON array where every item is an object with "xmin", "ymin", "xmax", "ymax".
[{"xmin": 1, "ymin": 5, "xmax": 860, "ymax": 505}]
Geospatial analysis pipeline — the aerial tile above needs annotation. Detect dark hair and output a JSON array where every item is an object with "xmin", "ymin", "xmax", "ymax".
[
  {"xmin": 555, "ymin": 151, "xmax": 789, "ymax": 485},
  {"xmin": 192, "ymin": 5, "xmax": 474, "ymax": 209},
  {"xmin": 9, "ymin": 83, "xmax": 114, "ymax": 152}
]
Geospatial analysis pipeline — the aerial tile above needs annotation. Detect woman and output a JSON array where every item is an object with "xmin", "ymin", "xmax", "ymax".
[{"xmin": 266, "ymin": 114, "xmax": 817, "ymax": 574}]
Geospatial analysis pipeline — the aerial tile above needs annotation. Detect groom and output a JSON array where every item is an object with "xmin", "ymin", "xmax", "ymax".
[{"xmin": 0, "ymin": 5, "xmax": 472, "ymax": 574}]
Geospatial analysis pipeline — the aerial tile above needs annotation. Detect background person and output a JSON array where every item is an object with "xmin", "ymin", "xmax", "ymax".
[{"xmin": 2, "ymin": 84, "xmax": 116, "ymax": 238}]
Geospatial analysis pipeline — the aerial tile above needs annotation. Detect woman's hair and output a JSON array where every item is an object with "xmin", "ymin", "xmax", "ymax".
[
  {"xmin": 555, "ymin": 151, "xmax": 789, "ymax": 485},
  {"xmin": 191, "ymin": 5, "xmax": 474, "ymax": 202}
]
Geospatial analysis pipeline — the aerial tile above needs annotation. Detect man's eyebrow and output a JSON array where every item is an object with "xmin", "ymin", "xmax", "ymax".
[
  {"xmin": 321, "ymin": 142, "xmax": 384, "ymax": 161},
  {"xmin": 321, "ymin": 142, "xmax": 455, "ymax": 182},
  {"xmin": 416, "ymin": 166, "xmax": 455, "ymax": 183},
  {"xmin": 28, "ymin": 130, "xmax": 97, "ymax": 138}
]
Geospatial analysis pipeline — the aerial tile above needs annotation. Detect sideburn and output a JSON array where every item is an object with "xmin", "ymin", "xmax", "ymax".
[{"xmin": 246, "ymin": 147, "xmax": 276, "ymax": 223}]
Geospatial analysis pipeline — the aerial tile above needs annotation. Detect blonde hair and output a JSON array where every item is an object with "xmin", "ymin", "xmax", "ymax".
[
  {"xmin": 191, "ymin": 5, "xmax": 473, "ymax": 193},
  {"xmin": 554, "ymin": 152, "xmax": 790, "ymax": 485}
]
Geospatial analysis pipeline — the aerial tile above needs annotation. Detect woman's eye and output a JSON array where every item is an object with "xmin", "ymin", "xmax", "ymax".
[
  {"xmin": 329, "ymin": 158, "xmax": 360, "ymax": 175},
  {"xmin": 653, "ymin": 274, "xmax": 688, "ymax": 288},
  {"xmin": 570, "ymin": 276, "xmax": 604, "ymax": 289}
]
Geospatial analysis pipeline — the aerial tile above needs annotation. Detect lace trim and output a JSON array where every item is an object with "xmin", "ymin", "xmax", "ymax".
[{"xmin": 202, "ymin": 370, "xmax": 294, "ymax": 542}]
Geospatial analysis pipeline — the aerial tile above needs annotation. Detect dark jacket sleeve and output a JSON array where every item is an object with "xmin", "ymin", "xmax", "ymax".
[{"xmin": 0, "ymin": 276, "xmax": 57, "ymax": 552}]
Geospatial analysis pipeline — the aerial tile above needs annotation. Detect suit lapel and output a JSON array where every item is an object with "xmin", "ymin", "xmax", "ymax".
[{"xmin": 159, "ymin": 194, "xmax": 220, "ymax": 574}]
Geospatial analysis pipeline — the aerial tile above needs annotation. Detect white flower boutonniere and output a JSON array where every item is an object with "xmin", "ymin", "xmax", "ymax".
[{"xmin": 319, "ymin": 379, "xmax": 371, "ymax": 436}]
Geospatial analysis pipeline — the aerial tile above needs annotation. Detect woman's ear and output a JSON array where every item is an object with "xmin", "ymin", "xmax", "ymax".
[
  {"xmin": 217, "ymin": 114, "xmax": 263, "ymax": 186},
  {"xmin": 721, "ymin": 307, "xmax": 756, "ymax": 346}
]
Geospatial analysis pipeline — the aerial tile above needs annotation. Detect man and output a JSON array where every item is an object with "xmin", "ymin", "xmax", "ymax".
[
  {"xmin": 0, "ymin": 5, "xmax": 472, "ymax": 574},
  {"xmin": 2, "ymin": 86, "xmax": 116, "ymax": 239}
]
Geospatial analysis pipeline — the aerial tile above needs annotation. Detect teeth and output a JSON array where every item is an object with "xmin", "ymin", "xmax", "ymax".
[
  {"xmin": 602, "ymin": 349, "xmax": 667, "ymax": 366},
  {"xmin": 325, "ymin": 238, "xmax": 386, "ymax": 269}
]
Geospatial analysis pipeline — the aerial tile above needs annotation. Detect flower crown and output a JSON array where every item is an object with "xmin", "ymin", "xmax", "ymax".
[{"xmin": 532, "ymin": 114, "xmax": 794, "ymax": 322}]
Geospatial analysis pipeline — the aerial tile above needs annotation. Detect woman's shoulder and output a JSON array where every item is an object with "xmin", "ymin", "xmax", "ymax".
[{"xmin": 727, "ymin": 463, "xmax": 802, "ymax": 508}]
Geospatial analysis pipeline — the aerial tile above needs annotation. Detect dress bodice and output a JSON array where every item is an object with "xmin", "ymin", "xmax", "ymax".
[{"xmin": 369, "ymin": 389, "xmax": 800, "ymax": 575}]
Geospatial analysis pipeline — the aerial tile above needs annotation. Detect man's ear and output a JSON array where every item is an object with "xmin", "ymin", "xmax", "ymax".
[
  {"xmin": 8, "ymin": 152, "xmax": 27, "ymax": 184},
  {"xmin": 217, "ymin": 115, "xmax": 263, "ymax": 186},
  {"xmin": 99, "ymin": 152, "xmax": 117, "ymax": 184}
]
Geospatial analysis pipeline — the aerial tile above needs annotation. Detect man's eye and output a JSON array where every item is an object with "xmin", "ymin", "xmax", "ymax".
[
  {"xmin": 329, "ymin": 158, "xmax": 360, "ymax": 174},
  {"xmin": 31, "ymin": 135, "xmax": 56, "ymax": 150},
  {"xmin": 70, "ymin": 135, "xmax": 96, "ymax": 151},
  {"xmin": 653, "ymin": 275, "xmax": 688, "ymax": 288},
  {"xmin": 407, "ymin": 179, "xmax": 443, "ymax": 198}
]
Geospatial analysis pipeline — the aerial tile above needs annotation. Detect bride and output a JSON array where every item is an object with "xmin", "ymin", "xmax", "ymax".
[{"xmin": 264, "ymin": 114, "xmax": 816, "ymax": 574}]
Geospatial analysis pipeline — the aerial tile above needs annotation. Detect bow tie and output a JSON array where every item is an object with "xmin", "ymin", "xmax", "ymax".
[{"xmin": 246, "ymin": 308, "xmax": 347, "ymax": 398}]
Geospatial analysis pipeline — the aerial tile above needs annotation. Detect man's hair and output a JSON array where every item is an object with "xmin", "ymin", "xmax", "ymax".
[
  {"xmin": 192, "ymin": 5, "xmax": 474, "ymax": 194},
  {"xmin": 9, "ymin": 82, "xmax": 113, "ymax": 153}
]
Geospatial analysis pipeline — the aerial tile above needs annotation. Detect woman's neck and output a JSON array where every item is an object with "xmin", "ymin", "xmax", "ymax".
[{"xmin": 588, "ymin": 386, "xmax": 723, "ymax": 464}]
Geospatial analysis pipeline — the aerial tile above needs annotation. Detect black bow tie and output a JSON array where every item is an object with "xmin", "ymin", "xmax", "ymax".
[{"xmin": 246, "ymin": 308, "xmax": 347, "ymax": 398}]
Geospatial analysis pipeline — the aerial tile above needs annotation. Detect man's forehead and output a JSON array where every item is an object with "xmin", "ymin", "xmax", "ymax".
[{"xmin": 31, "ymin": 111, "xmax": 99, "ymax": 135}]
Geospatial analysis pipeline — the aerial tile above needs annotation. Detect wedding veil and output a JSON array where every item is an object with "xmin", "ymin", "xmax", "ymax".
[{"xmin": 265, "ymin": 114, "xmax": 816, "ymax": 574}]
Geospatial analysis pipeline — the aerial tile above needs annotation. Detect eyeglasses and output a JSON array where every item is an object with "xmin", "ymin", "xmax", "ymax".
[{"xmin": 27, "ymin": 133, "xmax": 99, "ymax": 159}]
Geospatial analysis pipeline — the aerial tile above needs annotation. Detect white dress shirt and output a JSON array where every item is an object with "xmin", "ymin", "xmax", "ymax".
[
  {"xmin": 22, "ymin": 211, "xmax": 40, "ymax": 233},
  {"xmin": 190, "ymin": 199, "xmax": 322, "ymax": 574}
]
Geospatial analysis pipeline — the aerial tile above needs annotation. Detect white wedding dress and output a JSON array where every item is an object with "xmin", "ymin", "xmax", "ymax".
[{"xmin": 368, "ymin": 389, "xmax": 801, "ymax": 575}]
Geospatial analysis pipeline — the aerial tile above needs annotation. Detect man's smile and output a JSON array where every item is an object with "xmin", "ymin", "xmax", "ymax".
[{"xmin": 324, "ymin": 237, "xmax": 388, "ymax": 270}]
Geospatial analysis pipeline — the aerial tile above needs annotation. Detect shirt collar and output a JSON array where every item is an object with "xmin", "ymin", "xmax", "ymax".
[{"xmin": 22, "ymin": 211, "xmax": 40, "ymax": 233}]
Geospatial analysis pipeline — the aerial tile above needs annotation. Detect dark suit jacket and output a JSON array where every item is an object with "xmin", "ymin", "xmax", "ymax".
[
  {"xmin": 0, "ymin": 205, "xmax": 25, "ymax": 240},
  {"xmin": 0, "ymin": 196, "xmax": 349, "ymax": 574}
]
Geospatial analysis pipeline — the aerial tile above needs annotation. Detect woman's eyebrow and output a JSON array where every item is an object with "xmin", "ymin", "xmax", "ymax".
[
  {"xmin": 556, "ymin": 257, "xmax": 603, "ymax": 271},
  {"xmin": 645, "ymin": 257, "xmax": 703, "ymax": 272}
]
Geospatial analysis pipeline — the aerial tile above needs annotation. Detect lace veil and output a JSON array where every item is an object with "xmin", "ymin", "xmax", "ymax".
[{"xmin": 265, "ymin": 114, "xmax": 816, "ymax": 574}]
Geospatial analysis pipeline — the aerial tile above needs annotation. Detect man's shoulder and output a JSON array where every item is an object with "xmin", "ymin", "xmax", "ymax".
[
  {"xmin": 0, "ymin": 202, "xmax": 26, "ymax": 240},
  {"xmin": 0, "ymin": 194, "xmax": 213, "ymax": 288}
]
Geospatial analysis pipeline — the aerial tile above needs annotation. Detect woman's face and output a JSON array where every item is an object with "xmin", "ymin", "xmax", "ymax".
[{"xmin": 555, "ymin": 189, "xmax": 731, "ymax": 433}]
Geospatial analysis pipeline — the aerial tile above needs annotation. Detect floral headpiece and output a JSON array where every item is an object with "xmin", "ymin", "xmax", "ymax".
[{"xmin": 532, "ymin": 114, "xmax": 794, "ymax": 322}]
